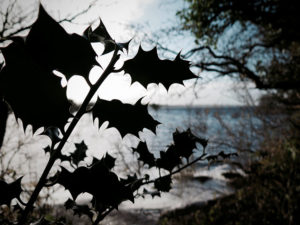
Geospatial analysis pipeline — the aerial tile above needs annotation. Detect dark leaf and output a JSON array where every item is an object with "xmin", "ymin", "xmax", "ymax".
[
  {"xmin": 143, "ymin": 188, "xmax": 161, "ymax": 198},
  {"xmin": 132, "ymin": 141, "xmax": 156, "ymax": 168},
  {"xmin": 92, "ymin": 98, "xmax": 160, "ymax": 137},
  {"xmin": 64, "ymin": 198, "xmax": 94, "ymax": 220},
  {"xmin": 90, "ymin": 157, "xmax": 101, "ymax": 166},
  {"xmin": 154, "ymin": 175, "xmax": 172, "ymax": 192},
  {"xmin": 0, "ymin": 39, "xmax": 71, "ymax": 132},
  {"xmin": 122, "ymin": 46, "xmax": 197, "ymax": 90},
  {"xmin": 0, "ymin": 177, "xmax": 23, "ymax": 206},
  {"xmin": 173, "ymin": 129, "xmax": 197, "ymax": 160},
  {"xmin": 26, "ymin": 4, "xmax": 98, "ymax": 79},
  {"xmin": 218, "ymin": 151, "xmax": 238, "ymax": 159},
  {"xmin": 13, "ymin": 202, "xmax": 23, "ymax": 213},
  {"xmin": 98, "ymin": 153, "xmax": 116, "ymax": 170},
  {"xmin": 85, "ymin": 19, "xmax": 131, "ymax": 55},
  {"xmin": 55, "ymin": 160, "xmax": 134, "ymax": 211},
  {"xmin": 156, "ymin": 145, "xmax": 182, "ymax": 172},
  {"xmin": 71, "ymin": 141, "xmax": 88, "ymax": 165},
  {"xmin": 43, "ymin": 146, "xmax": 51, "ymax": 154},
  {"xmin": 205, "ymin": 151, "xmax": 238, "ymax": 162},
  {"xmin": 120, "ymin": 174, "xmax": 138, "ymax": 186}
]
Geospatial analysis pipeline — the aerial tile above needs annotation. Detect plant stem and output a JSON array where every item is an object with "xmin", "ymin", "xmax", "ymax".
[
  {"xmin": 92, "ymin": 207, "xmax": 114, "ymax": 225},
  {"xmin": 142, "ymin": 151, "xmax": 207, "ymax": 186},
  {"xmin": 18, "ymin": 49, "xmax": 120, "ymax": 225}
]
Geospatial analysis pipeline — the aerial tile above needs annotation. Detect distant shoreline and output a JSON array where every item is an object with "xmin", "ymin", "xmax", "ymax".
[{"xmin": 148, "ymin": 104, "xmax": 257, "ymax": 110}]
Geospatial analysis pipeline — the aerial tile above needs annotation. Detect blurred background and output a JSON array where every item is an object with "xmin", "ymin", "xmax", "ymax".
[{"xmin": 1, "ymin": 0, "xmax": 299, "ymax": 224}]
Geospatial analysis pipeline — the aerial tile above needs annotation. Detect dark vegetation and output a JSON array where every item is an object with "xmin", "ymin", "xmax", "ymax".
[
  {"xmin": 0, "ymin": 2, "xmax": 235, "ymax": 224},
  {"xmin": 1, "ymin": 0, "xmax": 299, "ymax": 224},
  {"xmin": 157, "ymin": 0, "xmax": 300, "ymax": 224}
]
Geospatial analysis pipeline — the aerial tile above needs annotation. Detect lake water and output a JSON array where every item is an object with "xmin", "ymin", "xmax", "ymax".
[{"xmin": 1, "ymin": 105, "xmax": 259, "ymax": 212}]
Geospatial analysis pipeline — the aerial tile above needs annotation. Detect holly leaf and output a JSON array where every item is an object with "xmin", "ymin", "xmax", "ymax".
[
  {"xmin": 132, "ymin": 141, "xmax": 156, "ymax": 168},
  {"xmin": 43, "ymin": 146, "xmax": 51, "ymax": 154},
  {"xmin": 173, "ymin": 129, "xmax": 207, "ymax": 160},
  {"xmin": 92, "ymin": 98, "xmax": 160, "ymax": 137},
  {"xmin": 64, "ymin": 198, "xmax": 94, "ymax": 220},
  {"xmin": 0, "ymin": 39, "xmax": 71, "ymax": 132},
  {"xmin": 26, "ymin": 4, "xmax": 98, "ymax": 80},
  {"xmin": 55, "ymin": 160, "xmax": 134, "ymax": 211},
  {"xmin": 156, "ymin": 145, "xmax": 182, "ymax": 172},
  {"xmin": 84, "ymin": 19, "xmax": 131, "ymax": 55},
  {"xmin": 0, "ymin": 177, "xmax": 23, "ymax": 206},
  {"xmin": 70, "ymin": 141, "xmax": 88, "ymax": 166},
  {"xmin": 122, "ymin": 46, "xmax": 197, "ymax": 90},
  {"xmin": 154, "ymin": 175, "xmax": 172, "ymax": 192},
  {"xmin": 173, "ymin": 129, "xmax": 197, "ymax": 160},
  {"xmin": 99, "ymin": 153, "xmax": 116, "ymax": 170},
  {"xmin": 120, "ymin": 174, "xmax": 138, "ymax": 186}
]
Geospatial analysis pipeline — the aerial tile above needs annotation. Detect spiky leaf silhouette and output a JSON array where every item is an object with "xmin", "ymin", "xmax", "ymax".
[
  {"xmin": 132, "ymin": 141, "xmax": 156, "ymax": 168},
  {"xmin": 26, "ymin": 4, "xmax": 98, "ymax": 79},
  {"xmin": 143, "ymin": 188, "xmax": 161, "ymax": 198},
  {"xmin": 92, "ymin": 99, "xmax": 160, "ymax": 137},
  {"xmin": 0, "ymin": 40, "xmax": 70, "ymax": 132},
  {"xmin": 55, "ymin": 160, "xmax": 133, "ymax": 211},
  {"xmin": 89, "ymin": 153, "xmax": 116, "ymax": 170},
  {"xmin": 156, "ymin": 145, "xmax": 182, "ymax": 172},
  {"xmin": 70, "ymin": 141, "xmax": 88, "ymax": 166},
  {"xmin": 98, "ymin": 153, "xmax": 116, "ymax": 169},
  {"xmin": 154, "ymin": 175, "xmax": 172, "ymax": 192},
  {"xmin": 84, "ymin": 19, "xmax": 130, "ymax": 55},
  {"xmin": 120, "ymin": 174, "xmax": 138, "ymax": 186},
  {"xmin": 173, "ymin": 129, "xmax": 197, "ymax": 160},
  {"xmin": 122, "ymin": 46, "xmax": 196, "ymax": 90},
  {"xmin": 173, "ymin": 128, "xmax": 207, "ymax": 160},
  {"xmin": 64, "ymin": 198, "xmax": 94, "ymax": 219},
  {"xmin": 0, "ymin": 177, "xmax": 23, "ymax": 206}
]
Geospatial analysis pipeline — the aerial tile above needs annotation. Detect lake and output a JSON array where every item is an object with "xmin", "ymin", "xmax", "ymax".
[{"xmin": 1, "ymin": 105, "xmax": 259, "ymax": 211}]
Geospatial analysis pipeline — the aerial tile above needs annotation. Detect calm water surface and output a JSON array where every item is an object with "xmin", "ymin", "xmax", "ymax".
[{"xmin": 2, "ymin": 106, "xmax": 259, "ymax": 209}]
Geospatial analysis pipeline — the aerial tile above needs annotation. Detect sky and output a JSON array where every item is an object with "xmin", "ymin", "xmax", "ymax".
[{"xmin": 3, "ymin": 0, "xmax": 263, "ymax": 106}]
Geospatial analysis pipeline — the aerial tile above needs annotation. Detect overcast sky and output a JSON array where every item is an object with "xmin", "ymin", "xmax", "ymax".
[{"xmin": 3, "ymin": 0, "xmax": 262, "ymax": 106}]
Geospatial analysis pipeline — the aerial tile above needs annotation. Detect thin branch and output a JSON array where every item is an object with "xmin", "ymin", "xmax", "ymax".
[
  {"xmin": 141, "ymin": 151, "xmax": 207, "ymax": 186},
  {"xmin": 57, "ymin": 0, "xmax": 96, "ymax": 24},
  {"xmin": 18, "ymin": 48, "xmax": 120, "ymax": 225},
  {"xmin": 92, "ymin": 207, "xmax": 114, "ymax": 225}
]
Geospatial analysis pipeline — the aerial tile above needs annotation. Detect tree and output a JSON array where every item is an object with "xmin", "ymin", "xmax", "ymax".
[
  {"xmin": 0, "ymin": 4, "xmax": 235, "ymax": 224},
  {"xmin": 176, "ymin": 0, "xmax": 300, "ymax": 131},
  {"xmin": 154, "ymin": 1, "xmax": 300, "ymax": 224}
]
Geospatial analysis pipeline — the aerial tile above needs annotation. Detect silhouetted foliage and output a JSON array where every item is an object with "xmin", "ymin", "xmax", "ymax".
[
  {"xmin": 0, "ymin": 4, "xmax": 221, "ymax": 224},
  {"xmin": 176, "ymin": 0, "xmax": 300, "ymax": 130},
  {"xmin": 0, "ymin": 177, "xmax": 22, "ymax": 206}
]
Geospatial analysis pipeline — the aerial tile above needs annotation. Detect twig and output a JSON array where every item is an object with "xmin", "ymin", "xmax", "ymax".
[{"xmin": 17, "ymin": 48, "xmax": 120, "ymax": 225}]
